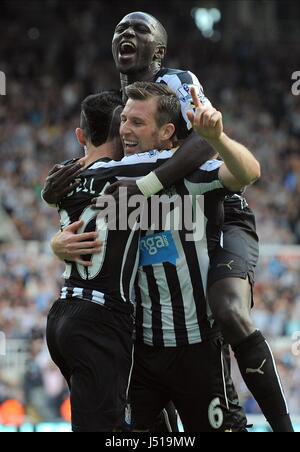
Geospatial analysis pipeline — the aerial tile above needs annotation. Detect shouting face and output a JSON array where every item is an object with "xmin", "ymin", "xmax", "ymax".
[{"xmin": 112, "ymin": 12, "xmax": 166, "ymax": 74}]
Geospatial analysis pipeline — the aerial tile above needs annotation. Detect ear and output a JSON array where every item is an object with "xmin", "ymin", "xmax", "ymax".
[
  {"xmin": 75, "ymin": 128, "xmax": 86, "ymax": 146},
  {"xmin": 159, "ymin": 123, "xmax": 175, "ymax": 142},
  {"xmin": 154, "ymin": 45, "xmax": 166, "ymax": 62},
  {"xmin": 111, "ymin": 136, "xmax": 125, "ymax": 161}
]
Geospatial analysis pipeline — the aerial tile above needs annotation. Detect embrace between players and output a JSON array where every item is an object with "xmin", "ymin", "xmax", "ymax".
[{"xmin": 42, "ymin": 12, "xmax": 293, "ymax": 433}]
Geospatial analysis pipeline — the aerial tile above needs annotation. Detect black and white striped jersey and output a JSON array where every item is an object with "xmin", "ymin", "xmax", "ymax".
[
  {"xmin": 58, "ymin": 152, "xmax": 178, "ymax": 314},
  {"xmin": 154, "ymin": 68, "xmax": 211, "ymax": 138},
  {"xmin": 58, "ymin": 151, "xmax": 227, "ymax": 344},
  {"xmin": 134, "ymin": 160, "xmax": 228, "ymax": 347}
]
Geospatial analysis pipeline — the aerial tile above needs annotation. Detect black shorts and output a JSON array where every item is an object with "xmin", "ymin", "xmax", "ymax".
[
  {"xmin": 46, "ymin": 299, "xmax": 134, "ymax": 432},
  {"xmin": 129, "ymin": 337, "xmax": 247, "ymax": 432},
  {"xmin": 208, "ymin": 195, "xmax": 260, "ymax": 289},
  {"xmin": 208, "ymin": 224, "xmax": 259, "ymax": 290}
]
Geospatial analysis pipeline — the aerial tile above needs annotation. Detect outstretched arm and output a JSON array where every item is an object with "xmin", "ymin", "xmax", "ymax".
[{"xmin": 186, "ymin": 87, "xmax": 261, "ymax": 191}]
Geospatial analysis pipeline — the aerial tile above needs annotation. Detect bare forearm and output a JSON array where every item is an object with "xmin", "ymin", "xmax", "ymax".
[
  {"xmin": 207, "ymin": 132, "xmax": 261, "ymax": 186},
  {"xmin": 50, "ymin": 224, "xmax": 101, "ymax": 266},
  {"xmin": 50, "ymin": 233, "xmax": 65, "ymax": 262},
  {"xmin": 155, "ymin": 132, "xmax": 216, "ymax": 188}
]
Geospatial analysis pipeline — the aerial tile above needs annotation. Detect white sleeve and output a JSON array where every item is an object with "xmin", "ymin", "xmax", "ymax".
[
  {"xmin": 157, "ymin": 70, "xmax": 211, "ymax": 132},
  {"xmin": 184, "ymin": 160, "xmax": 225, "ymax": 196}
]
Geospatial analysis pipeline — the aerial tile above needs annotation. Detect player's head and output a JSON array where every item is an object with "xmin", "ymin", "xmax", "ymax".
[
  {"xmin": 112, "ymin": 12, "xmax": 167, "ymax": 75},
  {"xmin": 120, "ymin": 81, "xmax": 180, "ymax": 155},
  {"xmin": 76, "ymin": 90, "xmax": 124, "ymax": 157}
]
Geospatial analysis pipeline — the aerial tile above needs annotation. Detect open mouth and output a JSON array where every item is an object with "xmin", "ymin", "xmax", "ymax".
[
  {"xmin": 119, "ymin": 41, "xmax": 136, "ymax": 58},
  {"xmin": 123, "ymin": 140, "xmax": 138, "ymax": 149}
]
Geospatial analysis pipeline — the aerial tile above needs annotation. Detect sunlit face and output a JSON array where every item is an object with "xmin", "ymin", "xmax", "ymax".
[
  {"xmin": 112, "ymin": 12, "xmax": 164, "ymax": 74},
  {"xmin": 120, "ymin": 98, "xmax": 162, "ymax": 155}
]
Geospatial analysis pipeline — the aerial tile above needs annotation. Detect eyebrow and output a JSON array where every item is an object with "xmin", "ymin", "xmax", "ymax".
[
  {"xmin": 121, "ymin": 114, "xmax": 146, "ymax": 123},
  {"xmin": 115, "ymin": 20, "xmax": 153, "ymax": 32}
]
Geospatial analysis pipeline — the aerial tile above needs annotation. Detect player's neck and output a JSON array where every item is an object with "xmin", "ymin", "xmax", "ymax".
[
  {"xmin": 80, "ymin": 142, "xmax": 119, "ymax": 168},
  {"xmin": 120, "ymin": 63, "xmax": 161, "ymax": 100},
  {"xmin": 157, "ymin": 139, "xmax": 175, "ymax": 152}
]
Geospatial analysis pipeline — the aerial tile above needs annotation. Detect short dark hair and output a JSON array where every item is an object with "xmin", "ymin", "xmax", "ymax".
[
  {"xmin": 125, "ymin": 82, "xmax": 180, "ymax": 131},
  {"xmin": 80, "ymin": 91, "xmax": 123, "ymax": 147},
  {"xmin": 121, "ymin": 12, "xmax": 168, "ymax": 48}
]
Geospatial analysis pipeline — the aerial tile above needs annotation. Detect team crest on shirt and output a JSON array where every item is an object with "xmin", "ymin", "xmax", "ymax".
[
  {"xmin": 177, "ymin": 84, "xmax": 207, "ymax": 108},
  {"xmin": 177, "ymin": 83, "xmax": 193, "ymax": 103}
]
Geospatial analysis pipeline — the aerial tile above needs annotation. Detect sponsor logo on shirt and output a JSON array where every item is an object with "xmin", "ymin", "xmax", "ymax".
[{"xmin": 139, "ymin": 231, "xmax": 179, "ymax": 266}]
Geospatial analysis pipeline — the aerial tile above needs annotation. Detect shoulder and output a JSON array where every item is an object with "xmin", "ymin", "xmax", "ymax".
[
  {"xmin": 155, "ymin": 68, "xmax": 209, "ymax": 107},
  {"xmin": 184, "ymin": 159, "xmax": 224, "ymax": 190},
  {"xmin": 155, "ymin": 68, "xmax": 201, "ymax": 87},
  {"xmin": 88, "ymin": 151, "xmax": 173, "ymax": 171}
]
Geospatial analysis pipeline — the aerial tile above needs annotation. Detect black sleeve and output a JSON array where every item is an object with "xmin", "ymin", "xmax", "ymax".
[{"xmin": 154, "ymin": 133, "xmax": 216, "ymax": 189}]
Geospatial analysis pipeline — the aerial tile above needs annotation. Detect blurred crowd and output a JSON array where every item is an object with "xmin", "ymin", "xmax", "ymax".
[
  {"xmin": 0, "ymin": 0, "xmax": 300, "ymax": 422},
  {"xmin": 233, "ymin": 252, "xmax": 300, "ymax": 415},
  {"xmin": 0, "ymin": 242, "xmax": 66, "ymax": 421}
]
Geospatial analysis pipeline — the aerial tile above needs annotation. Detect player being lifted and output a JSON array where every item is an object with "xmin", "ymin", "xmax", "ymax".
[{"xmin": 110, "ymin": 12, "xmax": 293, "ymax": 433}]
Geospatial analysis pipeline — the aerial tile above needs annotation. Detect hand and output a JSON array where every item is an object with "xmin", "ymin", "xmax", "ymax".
[
  {"xmin": 42, "ymin": 161, "xmax": 84, "ymax": 205},
  {"xmin": 105, "ymin": 180, "xmax": 142, "ymax": 199},
  {"xmin": 51, "ymin": 221, "xmax": 103, "ymax": 267},
  {"xmin": 187, "ymin": 87, "xmax": 223, "ymax": 142},
  {"xmin": 91, "ymin": 179, "xmax": 142, "ymax": 208}
]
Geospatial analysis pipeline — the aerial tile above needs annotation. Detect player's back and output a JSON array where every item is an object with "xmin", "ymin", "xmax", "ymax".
[{"xmin": 58, "ymin": 158, "xmax": 140, "ymax": 314}]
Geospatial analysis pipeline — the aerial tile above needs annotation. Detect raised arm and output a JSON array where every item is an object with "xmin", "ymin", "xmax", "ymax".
[{"xmin": 186, "ymin": 87, "xmax": 261, "ymax": 191}]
